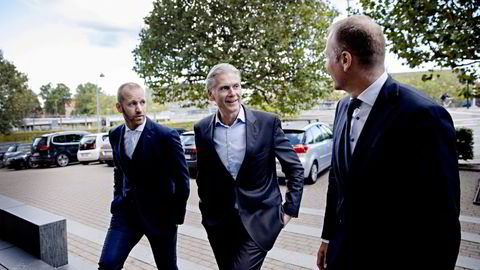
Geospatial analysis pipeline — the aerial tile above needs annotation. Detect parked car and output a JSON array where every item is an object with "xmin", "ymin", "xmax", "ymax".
[
  {"xmin": 276, "ymin": 120, "xmax": 333, "ymax": 184},
  {"xmin": 0, "ymin": 143, "xmax": 16, "ymax": 168},
  {"xmin": 30, "ymin": 131, "xmax": 90, "ymax": 167},
  {"xmin": 77, "ymin": 133, "xmax": 109, "ymax": 165},
  {"xmin": 2, "ymin": 143, "xmax": 21, "ymax": 168},
  {"xmin": 5, "ymin": 143, "xmax": 37, "ymax": 170},
  {"xmin": 99, "ymin": 137, "xmax": 113, "ymax": 166},
  {"xmin": 180, "ymin": 131, "xmax": 197, "ymax": 178}
]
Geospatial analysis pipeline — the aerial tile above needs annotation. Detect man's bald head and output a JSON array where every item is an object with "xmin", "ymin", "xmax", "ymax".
[{"xmin": 328, "ymin": 15, "xmax": 385, "ymax": 69}]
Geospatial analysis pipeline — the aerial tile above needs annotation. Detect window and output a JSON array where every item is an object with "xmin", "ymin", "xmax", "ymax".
[
  {"xmin": 311, "ymin": 125, "xmax": 324, "ymax": 143},
  {"xmin": 285, "ymin": 131, "xmax": 306, "ymax": 145},
  {"xmin": 102, "ymin": 135, "xmax": 109, "ymax": 141},
  {"xmin": 53, "ymin": 135, "xmax": 66, "ymax": 143},
  {"xmin": 320, "ymin": 125, "xmax": 333, "ymax": 139},
  {"xmin": 65, "ymin": 134, "xmax": 82, "ymax": 143},
  {"xmin": 304, "ymin": 130, "xmax": 314, "ymax": 144},
  {"xmin": 32, "ymin": 137, "xmax": 47, "ymax": 147}
]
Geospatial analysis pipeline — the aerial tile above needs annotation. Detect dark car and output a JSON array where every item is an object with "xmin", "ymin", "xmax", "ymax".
[
  {"xmin": 1, "ymin": 143, "xmax": 19, "ymax": 168},
  {"xmin": 30, "ymin": 131, "xmax": 90, "ymax": 167},
  {"xmin": 180, "ymin": 131, "xmax": 197, "ymax": 178},
  {"xmin": 0, "ymin": 143, "xmax": 15, "ymax": 168},
  {"xmin": 5, "ymin": 143, "xmax": 36, "ymax": 170}
]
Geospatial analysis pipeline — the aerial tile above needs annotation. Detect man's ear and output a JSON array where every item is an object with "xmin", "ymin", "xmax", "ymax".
[
  {"xmin": 116, "ymin": 103, "xmax": 122, "ymax": 113},
  {"xmin": 341, "ymin": 51, "xmax": 352, "ymax": 72},
  {"xmin": 207, "ymin": 90, "xmax": 215, "ymax": 102}
]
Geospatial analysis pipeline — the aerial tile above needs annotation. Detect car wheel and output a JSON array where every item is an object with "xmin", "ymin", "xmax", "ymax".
[
  {"xmin": 28, "ymin": 158, "xmax": 38, "ymax": 169},
  {"xmin": 81, "ymin": 161, "xmax": 89, "ymax": 165},
  {"xmin": 106, "ymin": 161, "xmax": 114, "ymax": 167},
  {"xmin": 56, "ymin": 153, "xmax": 70, "ymax": 167},
  {"xmin": 306, "ymin": 162, "xmax": 318, "ymax": 184}
]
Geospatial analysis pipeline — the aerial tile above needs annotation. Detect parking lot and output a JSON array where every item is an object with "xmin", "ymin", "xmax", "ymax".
[
  {"xmin": 0, "ymin": 159, "xmax": 479, "ymax": 269},
  {"xmin": 0, "ymin": 107, "xmax": 479, "ymax": 269}
]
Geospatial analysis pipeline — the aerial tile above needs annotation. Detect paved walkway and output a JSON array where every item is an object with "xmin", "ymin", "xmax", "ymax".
[{"xmin": 0, "ymin": 163, "xmax": 479, "ymax": 269}]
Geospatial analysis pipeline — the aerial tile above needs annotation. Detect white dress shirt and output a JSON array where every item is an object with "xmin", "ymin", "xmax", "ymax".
[
  {"xmin": 349, "ymin": 71, "xmax": 388, "ymax": 153},
  {"xmin": 124, "ymin": 118, "xmax": 146, "ymax": 159},
  {"xmin": 213, "ymin": 105, "xmax": 246, "ymax": 180}
]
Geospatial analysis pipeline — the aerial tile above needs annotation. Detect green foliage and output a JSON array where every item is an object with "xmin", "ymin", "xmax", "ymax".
[
  {"xmin": 456, "ymin": 127, "xmax": 474, "ymax": 160},
  {"xmin": 359, "ymin": 0, "xmax": 479, "ymax": 99},
  {"xmin": 391, "ymin": 70, "xmax": 464, "ymax": 101},
  {"xmin": 72, "ymin": 83, "xmax": 118, "ymax": 116},
  {"xmin": 0, "ymin": 50, "xmax": 42, "ymax": 135},
  {"xmin": 39, "ymin": 83, "xmax": 72, "ymax": 115},
  {"xmin": 133, "ymin": 0, "xmax": 337, "ymax": 115}
]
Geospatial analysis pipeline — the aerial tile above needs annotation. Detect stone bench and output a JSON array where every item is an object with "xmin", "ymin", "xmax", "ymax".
[{"xmin": 0, "ymin": 195, "xmax": 68, "ymax": 267}]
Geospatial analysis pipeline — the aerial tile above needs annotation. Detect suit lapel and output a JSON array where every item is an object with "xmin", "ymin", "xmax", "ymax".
[
  {"xmin": 203, "ymin": 113, "xmax": 233, "ymax": 179},
  {"xmin": 132, "ymin": 118, "xmax": 152, "ymax": 162},
  {"xmin": 350, "ymin": 77, "xmax": 399, "ymax": 170},
  {"xmin": 237, "ymin": 107, "xmax": 257, "ymax": 179}
]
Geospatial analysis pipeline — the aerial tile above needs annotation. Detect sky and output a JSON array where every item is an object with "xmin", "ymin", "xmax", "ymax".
[{"xmin": 0, "ymin": 0, "xmax": 429, "ymax": 98}]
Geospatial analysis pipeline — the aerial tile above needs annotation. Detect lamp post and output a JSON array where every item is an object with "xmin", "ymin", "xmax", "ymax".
[{"xmin": 96, "ymin": 73, "xmax": 105, "ymax": 132}]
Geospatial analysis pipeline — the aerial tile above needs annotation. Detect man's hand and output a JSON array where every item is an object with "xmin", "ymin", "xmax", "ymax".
[
  {"xmin": 317, "ymin": 242, "xmax": 328, "ymax": 269},
  {"xmin": 283, "ymin": 213, "xmax": 292, "ymax": 225}
]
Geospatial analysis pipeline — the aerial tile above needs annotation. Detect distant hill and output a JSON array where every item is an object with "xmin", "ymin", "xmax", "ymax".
[{"xmin": 391, "ymin": 70, "xmax": 464, "ymax": 101}]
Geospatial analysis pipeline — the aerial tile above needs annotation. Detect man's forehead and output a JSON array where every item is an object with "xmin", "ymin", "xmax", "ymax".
[
  {"xmin": 216, "ymin": 73, "xmax": 241, "ymax": 84},
  {"xmin": 123, "ymin": 88, "xmax": 145, "ymax": 99}
]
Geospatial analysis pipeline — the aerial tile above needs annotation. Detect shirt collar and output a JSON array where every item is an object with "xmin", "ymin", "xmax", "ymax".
[
  {"xmin": 215, "ymin": 105, "xmax": 245, "ymax": 127},
  {"xmin": 356, "ymin": 71, "xmax": 388, "ymax": 107},
  {"xmin": 125, "ymin": 117, "xmax": 146, "ymax": 133}
]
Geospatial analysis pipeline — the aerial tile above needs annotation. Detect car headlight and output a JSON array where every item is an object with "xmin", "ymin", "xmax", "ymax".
[{"xmin": 21, "ymin": 154, "xmax": 28, "ymax": 159}]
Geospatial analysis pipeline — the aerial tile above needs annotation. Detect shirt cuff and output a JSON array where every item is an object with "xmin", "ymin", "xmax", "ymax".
[{"xmin": 321, "ymin": 238, "xmax": 330, "ymax": 244}]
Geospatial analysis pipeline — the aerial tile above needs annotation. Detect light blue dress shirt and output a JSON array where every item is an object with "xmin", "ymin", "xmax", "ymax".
[{"xmin": 213, "ymin": 105, "xmax": 246, "ymax": 180}]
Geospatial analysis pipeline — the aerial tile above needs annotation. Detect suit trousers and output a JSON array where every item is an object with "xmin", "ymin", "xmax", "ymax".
[
  {"xmin": 204, "ymin": 212, "xmax": 267, "ymax": 270},
  {"xmin": 98, "ymin": 199, "xmax": 178, "ymax": 270}
]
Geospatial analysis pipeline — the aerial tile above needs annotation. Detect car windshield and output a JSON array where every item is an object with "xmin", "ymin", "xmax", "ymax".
[
  {"xmin": 32, "ymin": 137, "xmax": 47, "ymax": 148},
  {"xmin": 181, "ymin": 134, "xmax": 195, "ymax": 146},
  {"xmin": 284, "ymin": 130, "xmax": 305, "ymax": 145},
  {"xmin": 7, "ymin": 146, "xmax": 16, "ymax": 152}
]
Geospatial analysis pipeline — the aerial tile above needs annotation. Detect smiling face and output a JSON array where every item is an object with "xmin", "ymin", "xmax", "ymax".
[
  {"xmin": 116, "ymin": 86, "xmax": 146, "ymax": 130},
  {"xmin": 208, "ymin": 72, "xmax": 242, "ymax": 124}
]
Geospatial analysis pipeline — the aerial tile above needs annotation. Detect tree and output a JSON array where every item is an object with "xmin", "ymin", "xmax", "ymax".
[
  {"xmin": 0, "ymin": 51, "xmax": 42, "ymax": 134},
  {"xmin": 134, "ymin": 0, "xmax": 337, "ymax": 115},
  {"xmin": 359, "ymin": 0, "xmax": 479, "ymax": 98},
  {"xmin": 39, "ymin": 83, "xmax": 72, "ymax": 116}
]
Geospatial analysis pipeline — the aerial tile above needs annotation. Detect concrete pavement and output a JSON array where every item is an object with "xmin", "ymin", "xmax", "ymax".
[{"xmin": 0, "ymin": 164, "xmax": 479, "ymax": 269}]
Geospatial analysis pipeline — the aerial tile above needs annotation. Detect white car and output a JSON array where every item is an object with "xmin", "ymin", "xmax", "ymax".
[{"xmin": 77, "ymin": 133, "xmax": 109, "ymax": 164}]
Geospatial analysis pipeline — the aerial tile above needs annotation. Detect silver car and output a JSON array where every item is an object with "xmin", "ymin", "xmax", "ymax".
[{"xmin": 276, "ymin": 120, "xmax": 333, "ymax": 184}]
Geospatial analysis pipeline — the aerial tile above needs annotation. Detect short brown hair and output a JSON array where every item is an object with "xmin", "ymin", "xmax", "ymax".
[
  {"xmin": 117, "ymin": 82, "xmax": 142, "ymax": 103},
  {"xmin": 328, "ymin": 15, "xmax": 385, "ymax": 68}
]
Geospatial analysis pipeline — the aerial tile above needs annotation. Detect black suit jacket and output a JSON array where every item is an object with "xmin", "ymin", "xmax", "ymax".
[
  {"xmin": 109, "ymin": 117, "xmax": 190, "ymax": 228},
  {"xmin": 322, "ymin": 77, "xmax": 461, "ymax": 269},
  {"xmin": 194, "ymin": 106, "xmax": 304, "ymax": 250}
]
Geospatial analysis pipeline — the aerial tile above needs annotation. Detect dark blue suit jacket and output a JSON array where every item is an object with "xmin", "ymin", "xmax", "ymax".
[
  {"xmin": 322, "ymin": 77, "xmax": 461, "ymax": 269},
  {"xmin": 109, "ymin": 117, "xmax": 190, "ymax": 228},
  {"xmin": 194, "ymin": 107, "xmax": 304, "ymax": 251}
]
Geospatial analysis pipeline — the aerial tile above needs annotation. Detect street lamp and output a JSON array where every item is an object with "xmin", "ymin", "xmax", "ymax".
[{"xmin": 96, "ymin": 73, "xmax": 105, "ymax": 132}]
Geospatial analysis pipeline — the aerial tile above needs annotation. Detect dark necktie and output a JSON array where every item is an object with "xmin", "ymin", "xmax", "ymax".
[{"xmin": 344, "ymin": 98, "xmax": 362, "ymax": 170}]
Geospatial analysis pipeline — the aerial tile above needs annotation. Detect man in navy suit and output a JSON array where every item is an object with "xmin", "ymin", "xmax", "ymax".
[
  {"xmin": 316, "ymin": 16, "xmax": 460, "ymax": 269},
  {"xmin": 194, "ymin": 63, "xmax": 304, "ymax": 270},
  {"xmin": 98, "ymin": 82, "xmax": 190, "ymax": 270}
]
